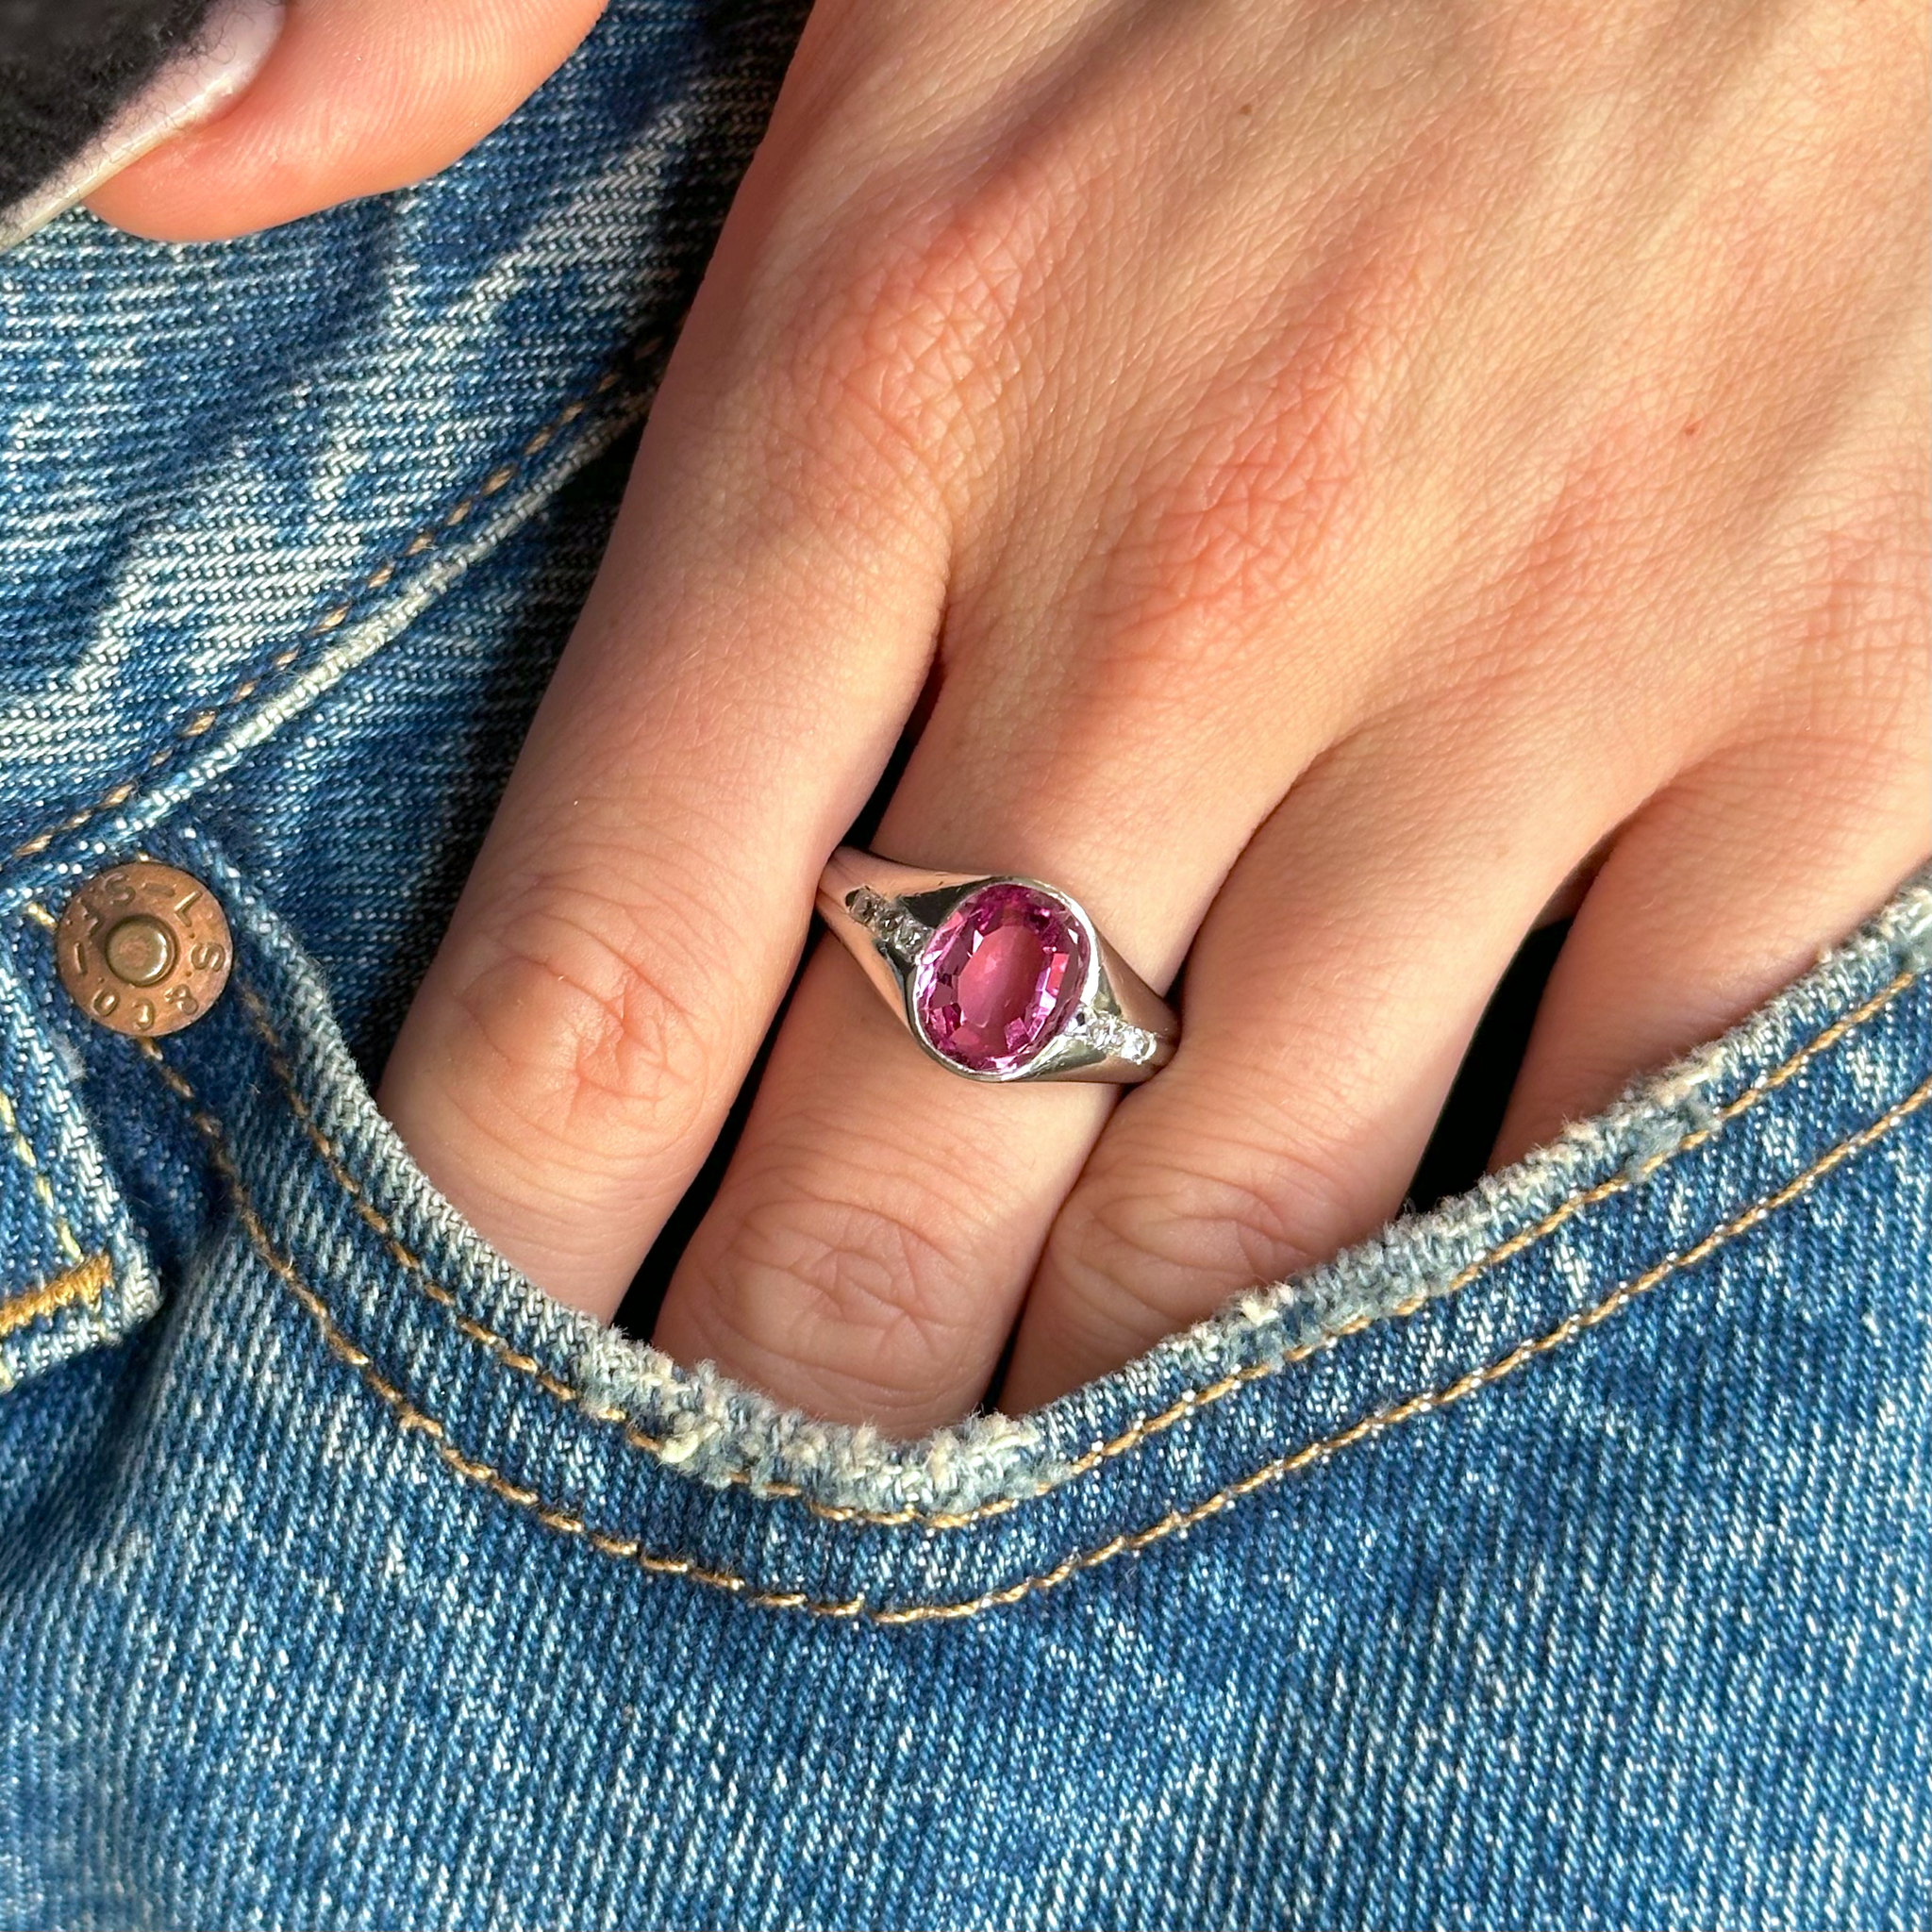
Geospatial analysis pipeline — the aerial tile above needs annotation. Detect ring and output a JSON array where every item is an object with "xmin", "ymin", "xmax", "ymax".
[{"xmin": 815, "ymin": 845, "xmax": 1179, "ymax": 1084}]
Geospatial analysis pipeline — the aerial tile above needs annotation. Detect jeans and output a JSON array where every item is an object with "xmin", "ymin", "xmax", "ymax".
[{"xmin": 1, "ymin": 4, "xmax": 1927, "ymax": 1926}]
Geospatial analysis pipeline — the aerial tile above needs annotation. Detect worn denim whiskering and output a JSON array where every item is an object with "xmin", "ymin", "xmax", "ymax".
[{"xmin": 1, "ymin": 3, "xmax": 1927, "ymax": 1926}]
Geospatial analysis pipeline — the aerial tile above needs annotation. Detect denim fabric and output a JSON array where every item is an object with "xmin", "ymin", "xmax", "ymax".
[{"xmin": 1, "ymin": 4, "xmax": 1928, "ymax": 1927}]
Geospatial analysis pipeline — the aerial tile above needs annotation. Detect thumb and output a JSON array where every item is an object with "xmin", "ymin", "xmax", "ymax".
[{"xmin": 86, "ymin": 0, "xmax": 607, "ymax": 242}]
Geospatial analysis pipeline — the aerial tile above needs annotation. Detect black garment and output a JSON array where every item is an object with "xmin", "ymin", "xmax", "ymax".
[{"xmin": 0, "ymin": 0, "xmax": 216, "ymax": 208}]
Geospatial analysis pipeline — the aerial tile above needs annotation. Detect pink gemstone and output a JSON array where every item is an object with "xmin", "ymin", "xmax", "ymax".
[{"xmin": 912, "ymin": 882, "xmax": 1091, "ymax": 1074}]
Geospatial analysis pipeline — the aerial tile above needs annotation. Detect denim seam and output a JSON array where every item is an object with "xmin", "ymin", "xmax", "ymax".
[
  {"xmin": 5, "ymin": 341, "xmax": 660, "ymax": 868},
  {"xmin": 0, "ymin": 1085, "xmax": 86, "ymax": 1268},
  {"xmin": 231, "ymin": 961, "xmax": 1920, "ymax": 1530},
  {"xmin": 138, "ymin": 1030, "xmax": 1931, "ymax": 1622},
  {"xmin": 0, "ymin": 1252, "xmax": 111, "ymax": 1342}
]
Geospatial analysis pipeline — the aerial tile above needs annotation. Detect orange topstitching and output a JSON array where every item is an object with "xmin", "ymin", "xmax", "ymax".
[
  {"xmin": 0, "ymin": 1251, "xmax": 112, "ymax": 1343},
  {"xmin": 141, "ymin": 1029, "xmax": 1929, "ymax": 1624},
  {"xmin": 229, "ymin": 958, "xmax": 1922, "ymax": 1531},
  {"xmin": 8, "ymin": 349, "xmax": 658, "ymax": 866}
]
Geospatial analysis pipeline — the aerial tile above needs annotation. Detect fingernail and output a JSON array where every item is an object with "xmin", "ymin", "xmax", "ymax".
[{"xmin": 0, "ymin": 0, "xmax": 286, "ymax": 253}]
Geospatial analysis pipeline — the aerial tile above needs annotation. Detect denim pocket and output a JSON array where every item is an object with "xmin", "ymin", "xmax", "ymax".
[
  {"xmin": 4, "ymin": 834, "xmax": 1916, "ymax": 1932},
  {"xmin": 6, "ymin": 833, "xmax": 1922, "ymax": 1930},
  {"xmin": 126, "ymin": 839, "xmax": 1932, "ymax": 1612},
  {"xmin": 0, "ymin": 926, "xmax": 160, "ymax": 1394}
]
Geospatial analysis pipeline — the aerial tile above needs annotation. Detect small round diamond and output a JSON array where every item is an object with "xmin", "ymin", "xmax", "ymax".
[{"xmin": 911, "ymin": 882, "xmax": 1091, "ymax": 1074}]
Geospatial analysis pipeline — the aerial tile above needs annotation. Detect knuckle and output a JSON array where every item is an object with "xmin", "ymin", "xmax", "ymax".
[
  {"xmin": 1054, "ymin": 1137, "xmax": 1358, "ymax": 1348},
  {"xmin": 1092, "ymin": 268, "xmax": 1412, "ymax": 703},
  {"xmin": 448, "ymin": 866, "xmax": 724, "ymax": 1164},
  {"xmin": 1714, "ymin": 463, "xmax": 1932, "ymax": 775},
  {"xmin": 1797, "ymin": 477, "xmax": 1930, "ymax": 717},
  {"xmin": 776, "ymin": 183, "xmax": 1051, "ymax": 493},
  {"xmin": 686, "ymin": 1138, "xmax": 997, "ymax": 1422},
  {"xmin": 1135, "ymin": 395, "xmax": 1361, "ymax": 625}
]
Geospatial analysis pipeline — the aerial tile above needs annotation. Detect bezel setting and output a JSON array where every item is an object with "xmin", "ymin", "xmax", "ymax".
[{"xmin": 821, "ymin": 851, "xmax": 1177, "ymax": 1085}]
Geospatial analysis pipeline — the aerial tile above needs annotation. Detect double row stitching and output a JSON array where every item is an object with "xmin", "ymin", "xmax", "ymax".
[
  {"xmin": 138, "ymin": 1043, "xmax": 874, "ymax": 1616},
  {"xmin": 145, "ymin": 1034, "xmax": 1930, "ymax": 1623},
  {"xmin": 232, "ymin": 984, "xmax": 648, "ymax": 1416},
  {"xmin": 874, "ymin": 1077, "xmax": 1930, "ymax": 1624},
  {"xmin": 8, "ymin": 341, "xmax": 660, "ymax": 865},
  {"xmin": 0, "ymin": 1086, "xmax": 85, "ymax": 1266},
  {"xmin": 0, "ymin": 1252, "xmax": 111, "ymax": 1342},
  {"xmin": 234, "ymin": 963, "xmax": 1922, "ymax": 1530}
]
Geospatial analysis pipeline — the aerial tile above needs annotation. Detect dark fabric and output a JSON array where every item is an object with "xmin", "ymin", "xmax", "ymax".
[{"xmin": 0, "ymin": 0, "xmax": 218, "ymax": 208}]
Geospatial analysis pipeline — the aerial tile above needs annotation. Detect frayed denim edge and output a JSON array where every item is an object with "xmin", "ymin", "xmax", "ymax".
[
  {"xmin": 568, "ymin": 868, "xmax": 1930, "ymax": 1514},
  {"xmin": 154, "ymin": 828, "xmax": 1929, "ymax": 1524}
]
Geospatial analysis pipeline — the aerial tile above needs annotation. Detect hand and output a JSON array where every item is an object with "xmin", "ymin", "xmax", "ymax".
[{"xmin": 106, "ymin": 0, "xmax": 1930, "ymax": 1431}]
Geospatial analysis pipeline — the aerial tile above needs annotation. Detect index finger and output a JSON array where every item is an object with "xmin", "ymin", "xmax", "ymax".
[{"xmin": 374, "ymin": 274, "xmax": 952, "ymax": 1319}]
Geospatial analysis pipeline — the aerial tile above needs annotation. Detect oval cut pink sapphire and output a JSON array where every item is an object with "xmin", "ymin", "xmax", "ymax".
[{"xmin": 911, "ymin": 882, "xmax": 1091, "ymax": 1074}]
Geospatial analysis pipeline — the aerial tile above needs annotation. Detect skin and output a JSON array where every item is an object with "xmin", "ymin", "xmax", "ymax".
[{"xmin": 96, "ymin": 0, "xmax": 1929, "ymax": 1431}]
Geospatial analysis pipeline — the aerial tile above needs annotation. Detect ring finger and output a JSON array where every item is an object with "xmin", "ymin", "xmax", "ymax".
[{"xmin": 652, "ymin": 641, "xmax": 1317, "ymax": 1432}]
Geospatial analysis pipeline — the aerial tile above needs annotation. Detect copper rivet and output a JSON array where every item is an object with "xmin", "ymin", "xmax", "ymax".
[
  {"xmin": 55, "ymin": 861, "xmax": 232, "ymax": 1039},
  {"xmin": 103, "ymin": 914, "xmax": 177, "ymax": 986}
]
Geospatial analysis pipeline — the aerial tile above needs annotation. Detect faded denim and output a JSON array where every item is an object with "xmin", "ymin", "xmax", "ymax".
[{"xmin": 1, "ymin": 2, "xmax": 1927, "ymax": 1926}]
